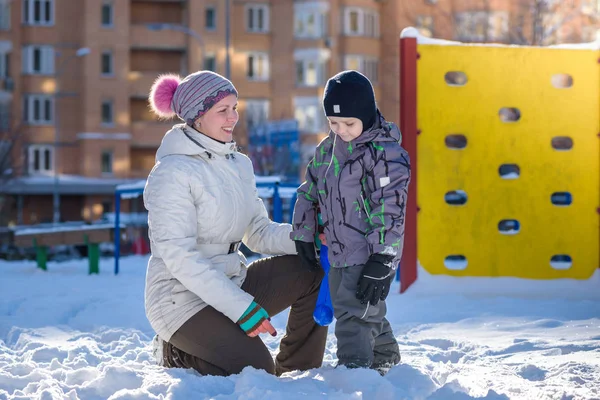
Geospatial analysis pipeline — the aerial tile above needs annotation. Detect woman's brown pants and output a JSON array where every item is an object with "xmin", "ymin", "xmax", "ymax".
[{"xmin": 162, "ymin": 255, "xmax": 328, "ymax": 376}]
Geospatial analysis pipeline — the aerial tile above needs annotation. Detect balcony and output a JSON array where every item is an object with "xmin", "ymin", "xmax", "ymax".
[
  {"xmin": 131, "ymin": 0, "xmax": 185, "ymax": 2},
  {"xmin": 129, "ymin": 71, "xmax": 163, "ymax": 98},
  {"xmin": 131, "ymin": 120, "xmax": 174, "ymax": 147},
  {"xmin": 130, "ymin": 24, "xmax": 187, "ymax": 50},
  {"xmin": 130, "ymin": 48, "xmax": 185, "ymax": 75},
  {"xmin": 0, "ymin": 77, "xmax": 13, "ymax": 100},
  {"xmin": 129, "ymin": 146, "xmax": 158, "ymax": 178}
]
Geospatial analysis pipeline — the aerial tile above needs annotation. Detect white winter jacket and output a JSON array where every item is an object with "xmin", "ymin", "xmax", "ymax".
[{"xmin": 143, "ymin": 124, "xmax": 296, "ymax": 341}]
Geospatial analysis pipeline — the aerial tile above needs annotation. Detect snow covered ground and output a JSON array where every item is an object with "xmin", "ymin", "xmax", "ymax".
[{"xmin": 0, "ymin": 255, "xmax": 599, "ymax": 400}]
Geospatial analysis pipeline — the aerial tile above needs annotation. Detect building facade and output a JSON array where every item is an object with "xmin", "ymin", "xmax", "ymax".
[{"xmin": 0, "ymin": 0, "xmax": 596, "ymax": 227}]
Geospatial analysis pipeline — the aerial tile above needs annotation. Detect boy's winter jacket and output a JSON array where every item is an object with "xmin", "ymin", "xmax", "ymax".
[{"xmin": 291, "ymin": 112, "xmax": 411, "ymax": 269}]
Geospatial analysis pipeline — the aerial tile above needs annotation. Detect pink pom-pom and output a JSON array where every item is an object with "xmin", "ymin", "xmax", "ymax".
[{"xmin": 149, "ymin": 74, "xmax": 181, "ymax": 118}]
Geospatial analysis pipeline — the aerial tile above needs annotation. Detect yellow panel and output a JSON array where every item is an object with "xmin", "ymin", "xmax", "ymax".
[{"xmin": 416, "ymin": 45, "xmax": 600, "ymax": 279}]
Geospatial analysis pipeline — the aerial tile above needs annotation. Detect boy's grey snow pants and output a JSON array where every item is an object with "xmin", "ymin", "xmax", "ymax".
[
  {"xmin": 329, "ymin": 265, "xmax": 400, "ymax": 368},
  {"xmin": 161, "ymin": 255, "xmax": 328, "ymax": 376}
]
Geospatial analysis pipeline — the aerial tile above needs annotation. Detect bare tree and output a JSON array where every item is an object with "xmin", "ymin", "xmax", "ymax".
[
  {"xmin": 510, "ymin": 0, "xmax": 592, "ymax": 46},
  {"xmin": 402, "ymin": 0, "xmax": 598, "ymax": 46},
  {"xmin": 0, "ymin": 120, "xmax": 24, "ymax": 227},
  {"xmin": 400, "ymin": 0, "xmax": 493, "ymax": 43}
]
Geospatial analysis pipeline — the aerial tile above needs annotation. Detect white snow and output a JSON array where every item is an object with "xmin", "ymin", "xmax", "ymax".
[
  {"xmin": 14, "ymin": 224, "xmax": 116, "ymax": 236},
  {"xmin": 550, "ymin": 260, "xmax": 573, "ymax": 271},
  {"xmin": 116, "ymin": 176, "xmax": 292, "ymax": 200},
  {"xmin": 400, "ymin": 27, "xmax": 463, "ymax": 46},
  {"xmin": 498, "ymin": 229, "xmax": 520, "ymax": 236},
  {"xmin": 16, "ymin": 175, "xmax": 134, "ymax": 186},
  {"xmin": 500, "ymin": 172, "xmax": 519, "ymax": 180},
  {"xmin": 1, "ymin": 256, "xmax": 599, "ymax": 399},
  {"xmin": 102, "ymin": 213, "xmax": 148, "ymax": 226},
  {"xmin": 115, "ymin": 181, "xmax": 147, "ymax": 193},
  {"xmin": 77, "ymin": 133, "xmax": 132, "ymax": 141},
  {"xmin": 257, "ymin": 186, "xmax": 297, "ymax": 199},
  {"xmin": 400, "ymin": 26, "xmax": 600, "ymax": 50},
  {"xmin": 444, "ymin": 258, "xmax": 468, "ymax": 271}
]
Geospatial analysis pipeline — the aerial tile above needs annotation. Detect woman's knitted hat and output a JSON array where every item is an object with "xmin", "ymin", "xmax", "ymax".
[{"xmin": 149, "ymin": 71, "xmax": 238, "ymax": 126}]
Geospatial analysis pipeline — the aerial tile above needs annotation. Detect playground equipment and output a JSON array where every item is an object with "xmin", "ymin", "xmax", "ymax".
[
  {"xmin": 399, "ymin": 32, "xmax": 599, "ymax": 292},
  {"xmin": 313, "ymin": 211, "xmax": 333, "ymax": 326},
  {"xmin": 113, "ymin": 179, "xmax": 299, "ymax": 274},
  {"xmin": 313, "ymin": 243, "xmax": 333, "ymax": 326},
  {"xmin": 13, "ymin": 224, "xmax": 119, "ymax": 274}
]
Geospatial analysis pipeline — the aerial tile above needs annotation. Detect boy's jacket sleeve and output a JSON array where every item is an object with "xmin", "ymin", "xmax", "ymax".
[
  {"xmin": 290, "ymin": 157, "xmax": 319, "ymax": 243},
  {"xmin": 365, "ymin": 144, "xmax": 411, "ymax": 260}
]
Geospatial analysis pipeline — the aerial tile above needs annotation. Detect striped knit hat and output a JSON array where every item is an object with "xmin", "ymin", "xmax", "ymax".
[{"xmin": 149, "ymin": 71, "xmax": 238, "ymax": 125}]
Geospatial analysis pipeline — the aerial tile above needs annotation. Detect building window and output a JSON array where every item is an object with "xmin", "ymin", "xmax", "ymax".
[
  {"xmin": 23, "ymin": 94, "xmax": 53, "ymax": 125},
  {"xmin": 0, "ymin": 2, "xmax": 11, "ymax": 30},
  {"xmin": 583, "ymin": 0, "xmax": 600, "ymax": 14},
  {"xmin": 22, "ymin": 45, "xmax": 54, "ymax": 75},
  {"xmin": 0, "ymin": 52, "xmax": 9, "ymax": 79},
  {"xmin": 348, "ymin": 10, "xmax": 359, "ymax": 34},
  {"xmin": 101, "ymin": 200, "xmax": 112, "ymax": 214},
  {"xmin": 0, "ymin": 140, "xmax": 10, "ymax": 175},
  {"xmin": 294, "ymin": 3, "xmax": 328, "ymax": 38},
  {"xmin": 416, "ymin": 15, "xmax": 434, "ymax": 37},
  {"xmin": 246, "ymin": 4, "xmax": 269, "ymax": 33},
  {"xmin": 364, "ymin": 58, "xmax": 378, "ymax": 83},
  {"xmin": 247, "ymin": 52, "xmax": 269, "ymax": 81},
  {"xmin": 204, "ymin": 53, "xmax": 216, "ymax": 71},
  {"xmin": 294, "ymin": 97, "xmax": 325, "ymax": 134},
  {"xmin": 343, "ymin": 7, "xmax": 379, "ymax": 37},
  {"xmin": 101, "ymin": 50, "xmax": 113, "ymax": 76},
  {"xmin": 345, "ymin": 55, "xmax": 361, "ymax": 71},
  {"xmin": 205, "ymin": 6, "xmax": 216, "ymax": 31},
  {"xmin": 0, "ymin": 101, "xmax": 10, "ymax": 132},
  {"xmin": 23, "ymin": 0, "xmax": 54, "ymax": 26},
  {"xmin": 294, "ymin": 48, "xmax": 329, "ymax": 87},
  {"xmin": 28, "ymin": 144, "xmax": 53, "ymax": 174},
  {"xmin": 101, "ymin": 99, "xmax": 113, "ymax": 125},
  {"xmin": 101, "ymin": 150, "xmax": 113, "ymax": 174},
  {"xmin": 345, "ymin": 55, "xmax": 378, "ymax": 83},
  {"xmin": 455, "ymin": 11, "xmax": 508, "ymax": 42},
  {"xmin": 488, "ymin": 12, "xmax": 509, "ymax": 41},
  {"xmin": 245, "ymin": 99, "xmax": 269, "ymax": 129},
  {"xmin": 364, "ymin": 11, "xmax": 377, "ymax": 37},
  {"xmin": 296, "ymin": 60, "xmax": 317, "ymax": 87},
  {"xmin": 101, "ymin": 2, "xmax": 113, "ymax": 27},
  {"xmin": 582, "ymin": 26, "xmax": 600, "ymax": 42}
]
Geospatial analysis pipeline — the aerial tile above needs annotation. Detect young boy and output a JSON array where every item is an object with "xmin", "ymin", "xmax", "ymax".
[{"xmin": 291, "ymin": 70, "xmax": 411, "ymax": 374}]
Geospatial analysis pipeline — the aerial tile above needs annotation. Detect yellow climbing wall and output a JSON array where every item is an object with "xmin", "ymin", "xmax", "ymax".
[{"xmin": 416, "ymin": 44, "xmax": 599, "ymax": 279}]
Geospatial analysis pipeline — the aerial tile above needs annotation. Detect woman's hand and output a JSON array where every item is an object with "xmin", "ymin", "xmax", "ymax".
[
  {"xmin": 237, "ymin": 301, "xmax": 275, "ymax": 337},
  {"xmin": 248, "ymin": 319, "xmax": 277, "ymax": 337}
]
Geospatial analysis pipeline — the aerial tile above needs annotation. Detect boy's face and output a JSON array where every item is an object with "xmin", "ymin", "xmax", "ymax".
[{"xmin": 327, "ymin": 117, "xmax": 363, "ymax": 142}]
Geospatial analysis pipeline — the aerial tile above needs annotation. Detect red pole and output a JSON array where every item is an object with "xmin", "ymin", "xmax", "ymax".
[{"xmin": 399, "ymin": 37, "xmax": 418, "ymax": 293}]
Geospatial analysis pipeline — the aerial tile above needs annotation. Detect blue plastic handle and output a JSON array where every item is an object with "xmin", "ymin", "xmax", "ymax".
[{"xmin": 313, "ymin": 244, "xmax": 334, "ymax": 326}]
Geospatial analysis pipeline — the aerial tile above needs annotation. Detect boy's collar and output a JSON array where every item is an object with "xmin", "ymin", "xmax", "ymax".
[{"xmin": 328, "ymin": 111, "xmax": 401, "ymax": 147}]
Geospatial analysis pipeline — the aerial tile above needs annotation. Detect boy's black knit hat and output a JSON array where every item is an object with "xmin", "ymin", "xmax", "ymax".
[{"xmin": 322, "ymin": 70, "xmax": 377, "ymax": 131}]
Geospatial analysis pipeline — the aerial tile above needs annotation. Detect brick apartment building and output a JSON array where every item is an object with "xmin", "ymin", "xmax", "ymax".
[{"xmin": 0, "ymin": 0, "xmax": 596, "ymax": 227}]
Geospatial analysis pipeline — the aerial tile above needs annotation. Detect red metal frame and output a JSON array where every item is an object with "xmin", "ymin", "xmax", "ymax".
[{"xmin": 399, "ymin": 37, "xmax": 418, "ymax": 293}]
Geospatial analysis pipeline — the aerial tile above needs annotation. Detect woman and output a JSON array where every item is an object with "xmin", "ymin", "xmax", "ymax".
[{"xmin": 144, "ymin": 70, "xmax": 327, "ymax": 376}]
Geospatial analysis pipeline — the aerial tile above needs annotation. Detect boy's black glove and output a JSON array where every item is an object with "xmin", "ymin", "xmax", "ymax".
[
  {"xmin": 295, "ymin": 241, "xmax": 321, "ymax": 271},
  {"xmin": 356, "ymin": 254, "xmax": 395, "ymax": 306}
]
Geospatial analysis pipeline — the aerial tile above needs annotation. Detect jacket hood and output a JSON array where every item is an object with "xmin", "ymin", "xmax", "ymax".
[
  {"xmin": 156, "ymin": 123, "xmax": 238, "ymax": 161},
  {"xmin": 328, "ymin": 110, "xmax": 402, "ymax": 146}
]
